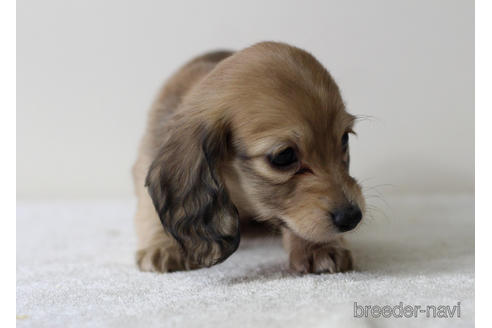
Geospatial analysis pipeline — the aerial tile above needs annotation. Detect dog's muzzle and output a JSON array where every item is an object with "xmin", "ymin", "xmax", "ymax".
[{"xmin": 330, "ymin": 205, "xmax": 362, "ymax": 232}]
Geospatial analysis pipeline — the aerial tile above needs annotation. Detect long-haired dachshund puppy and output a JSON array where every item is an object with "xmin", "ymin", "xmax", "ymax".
[{"xmin": 133, "ymin": 42, "xmax": 365, "ymax": 274}]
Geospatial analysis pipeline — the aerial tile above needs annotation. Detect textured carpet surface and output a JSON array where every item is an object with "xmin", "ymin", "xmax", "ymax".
[{"xmin": 16, "ymin": 194, "xmax": 474, "ymax": 327}]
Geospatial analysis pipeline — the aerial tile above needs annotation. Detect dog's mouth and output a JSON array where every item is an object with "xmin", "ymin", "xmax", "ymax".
[
  {"xmin": 275, "ymin": 206, "xmax": 362, "ymax": 242},
  {"xmin": 334, "ymin": 219, "xmax": 361, "ymax": 233}
]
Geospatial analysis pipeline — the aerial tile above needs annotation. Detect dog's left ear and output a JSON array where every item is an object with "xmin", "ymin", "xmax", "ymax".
[{"xmin": 145, "ymin": 116, "xmax": 240, "ymax": 269}]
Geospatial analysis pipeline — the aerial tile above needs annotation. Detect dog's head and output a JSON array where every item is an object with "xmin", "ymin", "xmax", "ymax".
[{"xmin": 146, "ymin": 42, "xmax": 365, "ymax": 268}]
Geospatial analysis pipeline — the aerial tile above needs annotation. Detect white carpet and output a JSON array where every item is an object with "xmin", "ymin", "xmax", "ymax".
[{"xmin": 16, "ymin": 194, "xmax": 474, "ymax": 327}]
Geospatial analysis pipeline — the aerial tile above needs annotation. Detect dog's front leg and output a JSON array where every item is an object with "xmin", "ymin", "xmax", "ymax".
[{"xmin": 282, "ymin": 228, "xmax": 354, "ymax": 274}]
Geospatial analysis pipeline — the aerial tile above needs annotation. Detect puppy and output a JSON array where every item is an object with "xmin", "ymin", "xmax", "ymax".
[{"xmin": 133, "ymin": 42, "xmax": 365, "ymax": 274}]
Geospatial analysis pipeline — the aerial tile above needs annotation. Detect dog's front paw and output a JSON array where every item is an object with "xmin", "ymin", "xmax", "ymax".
[
  {"xmin": 289, "ymin": 241, "xmax": 354, "ymax": 274},
  {"xmin": 136, "ymin": 244, "xmax": 185, "ymax": 273}
]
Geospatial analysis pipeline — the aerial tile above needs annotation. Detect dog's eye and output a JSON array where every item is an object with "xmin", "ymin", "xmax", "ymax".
[
  {"xmin": 269, "ymin": 147, "xmax": 298, "ymax": 168},
  {"xmin": 341, "ymin": 133, "xmax": 349, "ymax": 150}
]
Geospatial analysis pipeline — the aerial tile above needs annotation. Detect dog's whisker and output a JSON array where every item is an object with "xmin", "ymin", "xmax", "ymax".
[{"xmin": 354, "ymin": 114, "xmax": 378, "ymax": 123}]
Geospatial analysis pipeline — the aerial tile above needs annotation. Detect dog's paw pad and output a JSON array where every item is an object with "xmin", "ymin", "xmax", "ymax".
[
  {"xmin": 290, "ymin": 244, "xmax": 353, "ymax": 274},
  {"xmin": 136, "ymin": 245, "xmax": 184, "ymax": 273}
]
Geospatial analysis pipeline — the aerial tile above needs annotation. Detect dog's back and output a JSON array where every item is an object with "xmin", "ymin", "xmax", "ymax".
[
  {"xmin": 133, "ymin": 50, "xmax": 233, "ymax": 189},
  {"xmin": 146, "ymin": 50, "xmax": 233, "ymax": 150}
]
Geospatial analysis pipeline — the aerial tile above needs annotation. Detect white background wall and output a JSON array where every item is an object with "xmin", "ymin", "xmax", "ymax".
[{"xmin": 17, "ymin": 0, "xmax": 474, "ymax": 199}]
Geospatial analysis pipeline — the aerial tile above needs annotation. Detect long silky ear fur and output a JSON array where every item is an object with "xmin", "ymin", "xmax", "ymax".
[{"xmin": 145, "ymin": 119, "xmax": 240, "ymax": 269}]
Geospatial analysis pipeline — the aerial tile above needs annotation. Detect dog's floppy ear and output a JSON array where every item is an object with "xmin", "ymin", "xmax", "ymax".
[{"xmin": 145, "ymin": 116, "xmax": 240, "ymax": 269}]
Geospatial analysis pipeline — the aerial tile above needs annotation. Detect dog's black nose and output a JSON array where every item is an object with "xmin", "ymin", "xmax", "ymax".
[{"xmin": 331, "ymin": 205, "xmax": 362, "ymax": 232}]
